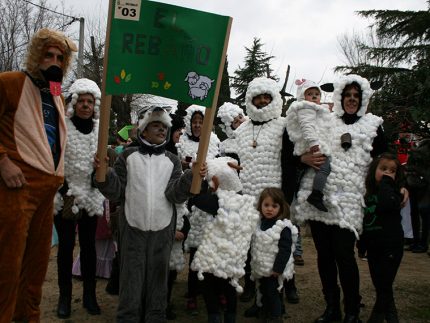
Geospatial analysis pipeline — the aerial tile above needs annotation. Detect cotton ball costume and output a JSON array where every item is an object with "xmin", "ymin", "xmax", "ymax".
[
  {"xmin": 190, "ymin": 157, "xmax": 260, "ymax": 292},
  {"xmin": 176, "ymin": 105, "xmax": 220, "ymax": 161},
  {"xmin": 217, "ymin": 102, "xmax": 245, "ymax": 139},
  {"xmin": 169, "ymin": 203, "xmax": 188, "ymax": 271},
  {"xmin": 291, "ymin": 74, "xmax": 383, "ymax": 238},
  {"xmin": 63, "ymin": 78, "xmax": 105, "ymax": 216},
  {"xmin": 251, "ymin": 219, "xmax": 298, "ymax": 291},
  {"xmin": 285, "ymin": 79, "xmax": 334, "ymax": 156},
  {"xmin": 224, "ymin": 77, "xmax": 286, "ymax": 197}
]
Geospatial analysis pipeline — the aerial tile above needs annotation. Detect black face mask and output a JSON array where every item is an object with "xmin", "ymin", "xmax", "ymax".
[{"xmin": 40, "ymin": 65, "xmax": 63, "ymax": 82}]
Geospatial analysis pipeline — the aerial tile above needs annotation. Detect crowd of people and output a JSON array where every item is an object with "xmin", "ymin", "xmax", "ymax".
[{"xmin": 0, "ymin": 27, "xmax": 428, "ymax": 323}]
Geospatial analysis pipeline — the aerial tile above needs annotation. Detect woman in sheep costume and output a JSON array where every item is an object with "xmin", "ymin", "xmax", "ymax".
[
  {"xmin": 189, "ymin": 156, "xmax": 260, "ymax": 323},
  {"xmin": 176, "ymin": 104, "xmax": 220, "ymax": 311},
  {"xmin": 176, "ymin": 104, "xmax": 220, "ymax": 167},
  {"xmin": 216, "ymin": 102, "xmax": 246, "ymax": 155},
  {"xmin": 285, "ymin": 79, "xmax": 334, "ymax": 212},
  {"xmin": 292, "ymin": 74, "xmax": 388, "ymax": 323},
  {"xmin": 54, "ymin": 78, "xmax": 105, "ymax": 318},
  {"xmin": 250, "ymin": 187, "xmax": 297, "ymax": 323}
]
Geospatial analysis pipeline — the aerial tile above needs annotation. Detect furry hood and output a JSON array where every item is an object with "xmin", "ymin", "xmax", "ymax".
[
  {"xmin": 332, "ymin": 74, "xmax": 373, "ymax": 117},
  {"xmin": 67, "ymin": 78, "xmax": 101, "ymax": 119},
  {"xmin": 138, "ymin": 108, "xmax": 172, "ymax": 132},
  {"xmin": 24, "ymin": 28, "xmax": 77, "ymax": 81},
  {"xmin": 245, "ymin": 77, "xmax": 282, "ymax": 122},
  {"xmin": 184, "ymin": 105, "xmax": 206, "ymax": 136},
  {"xmin": 217, "ymin": 102, "xmax": 244, "ymax": 138},
  {"xmin": 295, "ymin": 79, "xmax": 321, "ymax": 102}
]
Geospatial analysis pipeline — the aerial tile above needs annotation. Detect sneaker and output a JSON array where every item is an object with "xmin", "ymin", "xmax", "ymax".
[{"xmin": 294, "ymin": 255, "xmax": 304, "ymax": 266}]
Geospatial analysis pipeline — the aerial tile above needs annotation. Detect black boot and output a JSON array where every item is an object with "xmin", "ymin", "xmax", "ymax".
[
  {"xmin": 83, "ymin": 281, "xmax": 101, "ymax": 315},
  {"xmin": 224, "ymin": 312, "xmax": 236, "ymax": 323},
  {"xmin": 284, "ymin": 277, "xmax": 299, "ymax": 304},
  {"xmin": 105, "ymin": 252, "xmax": 119, "ymax": 295},
  {"xmin": 315, "ymin": 288, "xmax": 342, "ymax": 323},
  {"xmin": 384, "ymin": 300, "xmax": 399, "ymax": 323},
  {"xmin": 244, "ymin": 302, "xmax": 260, "ymax": 318},
  {"xmin": 56, "ymin": 294, "xmax": 71, "ymax": 319},
  {"xmin": 307, "ymin": 190, "xmax": 328, "ymax": 212},
  {"xmin": 343, "ymin": 313, "xmax": 361, "ymax": 323},
  {"xmin": 240, "ymin": 274, "xmax": 255, "ymax": 302},
  {"xmin": 367, "ymin": 306, "xmax": 384, "ymax": 323},
  {"xmin": 208, "ymin": 313, "xmax": 222, "ymax": 323}
]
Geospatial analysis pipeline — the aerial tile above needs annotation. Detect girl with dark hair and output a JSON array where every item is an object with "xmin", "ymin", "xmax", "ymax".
[{"xmin": 362, "ymin": 153, "xmax": 405, "ymax": 323}]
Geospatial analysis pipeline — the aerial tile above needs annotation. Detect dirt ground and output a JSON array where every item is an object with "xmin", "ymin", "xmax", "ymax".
[{"xmin": 40, "ymin": 230, "xmax": 430, "ymax": 323}]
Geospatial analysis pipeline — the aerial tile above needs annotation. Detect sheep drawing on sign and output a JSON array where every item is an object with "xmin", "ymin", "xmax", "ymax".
[{"xmin": 184, "ymin": 71, "xmax": 214, "ymax": 100}]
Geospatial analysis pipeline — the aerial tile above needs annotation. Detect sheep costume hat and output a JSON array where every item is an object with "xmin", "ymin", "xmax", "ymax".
[
  {"xmin": 291, "ymin": 74, "xmax": 383, "ymax": 238},
  {"xmin": 217, "ymin": 102, "xmax": 245, "ymax": 138},
  {"xmin": 191, "ymin": 157, "xmax": 260, "ymax": 293},
  {"xmin": 295, "ymin": 79, "xmax": 321, "ymax": 101},
  {"xmin": 245, "ymin": 77, "xmax": 283, "ymax": 122},
  {"xmin": 67, "ymin": 78, "xmax": 101, "ymax": 119}
]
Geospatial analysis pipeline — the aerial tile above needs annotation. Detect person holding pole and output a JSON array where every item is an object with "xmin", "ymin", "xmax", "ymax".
[{"xmin": 93, "ymin": 106, "xmax": 207, "ymax": 322}]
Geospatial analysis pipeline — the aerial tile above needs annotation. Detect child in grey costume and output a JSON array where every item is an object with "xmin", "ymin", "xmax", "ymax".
[{"xmin": 94, "ymin": 107, "xmax": 204, "ymax": 322}]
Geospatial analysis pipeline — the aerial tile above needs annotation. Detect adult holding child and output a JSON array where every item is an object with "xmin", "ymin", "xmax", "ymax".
[
  {"xmin": 0, "ymin": 28, "xmax": 77, "ymax": 322},
  {"xmin": 292, "ymin": 74, "xmax": 409, "ymax": 323},
  {"xmin": 54, "ymin": 78, "xmax": 105, "ymax": 318}
]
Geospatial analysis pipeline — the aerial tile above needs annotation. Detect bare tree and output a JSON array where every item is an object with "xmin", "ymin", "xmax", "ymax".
[{"xmin": 0, "ymin": 0, "xmax": 76, "ymax": 72}]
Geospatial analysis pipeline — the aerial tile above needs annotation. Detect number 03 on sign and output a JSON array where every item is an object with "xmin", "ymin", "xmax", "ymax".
[{"xmin": 115, "ymin": 0, "xmax": 141, "ymax": 21}]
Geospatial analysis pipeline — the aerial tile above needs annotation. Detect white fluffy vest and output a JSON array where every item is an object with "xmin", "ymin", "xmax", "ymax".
[
  {"xmin": 291, "ymin": 114, "xmax": 383, "ymax": 237},
  {"xmin": 63, "ymin": 118, "xmax": 105, "ymax": 216},
  {"xmin": 169, "ymin": 203, "xmax": 187, "ymax": 271},
  {"xmin": 251, "ymin": 219, "xmax": 297, "ymax": 290},
  {"xmin": 191, "ymin": 190, "xmax": 260, "ymax": 292},
  {"xmin": 185, "ymin": 206, "xmax": 214, "ymax": 249},
  {"xmin": 177, "ymin": 133, "xmax": 220, "ymax": 162},
  {"xmin": 229, "ymin": 118, "xmax": 286, "ymax": 196}
]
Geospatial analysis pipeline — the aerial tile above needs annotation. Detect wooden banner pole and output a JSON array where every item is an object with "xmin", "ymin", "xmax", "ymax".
[
  {"xmin": 95, "ymin": 0, "xmax": 114, "ymax": 182},
  {"xmin": 190, "ymin": 17, "xmax": 232, "ymax": 194}
]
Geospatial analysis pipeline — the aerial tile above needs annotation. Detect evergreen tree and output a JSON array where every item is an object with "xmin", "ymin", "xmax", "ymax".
[
  {"xmin": 231, "ymin": 37, "xmax": 278, "ymax": 106},
  {"xmin": 336, "ymin": 3, "xmax": 430, "ymax": 140}
]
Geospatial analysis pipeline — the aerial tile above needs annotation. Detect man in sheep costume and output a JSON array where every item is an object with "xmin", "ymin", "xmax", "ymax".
[
  {"xmin": 291, "ymin": 74, "xmax": 388, "ymax": 323},
  {"xmin": 0, "ymin": 28, "xmax": 77, "ymax": 322},
  {"xmin": 94, "ymin": 106, "xmax": 203, "ymax": 322},
  {"xmin": 54, "ymin": 78, "xmax": 106, "ymax": 318},
  {"xmin": 224, "ymin": 77, "xmax": 299, "ymax": 306},
  {"xmin": 190, "ymin": 156, "xmax": 260, "ymax": 323},
  {"xmin": 285, "ymin": 79, "xmax": 334, "ymax": 212}
]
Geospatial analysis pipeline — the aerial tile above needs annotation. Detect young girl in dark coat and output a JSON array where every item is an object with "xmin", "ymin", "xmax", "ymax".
[{"xmin": 362, "ymin": 153, "xmax": 405, "ymax": 323}]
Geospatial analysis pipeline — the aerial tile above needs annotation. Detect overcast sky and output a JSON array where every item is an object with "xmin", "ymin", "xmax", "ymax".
[{"xmin": 51, "ymin": 0, "xmax": 426, "ymax": 100}]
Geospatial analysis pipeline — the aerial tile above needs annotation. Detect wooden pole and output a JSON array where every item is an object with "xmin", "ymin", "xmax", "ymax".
[
  {"xmin": 190, "ymin": 17, "xmax": 232, "ymax": 194},
  {"xmin": 95, "ymin": 0, "xmax": 114, "ymax": 182}
]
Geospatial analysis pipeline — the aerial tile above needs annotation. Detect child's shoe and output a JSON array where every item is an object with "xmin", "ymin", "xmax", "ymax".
[
  {"xmin": 186, "ymin": 297, "xmax": 198, "ymax": 315},
  {"xmin": 307, "ymin": 189, "xmax": 328, "ymax": 212}
]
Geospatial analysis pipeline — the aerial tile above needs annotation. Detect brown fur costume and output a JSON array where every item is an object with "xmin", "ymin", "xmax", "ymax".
[{"xmin": 0, "ymin": 28, "xmax": 76, "ymax": 323}]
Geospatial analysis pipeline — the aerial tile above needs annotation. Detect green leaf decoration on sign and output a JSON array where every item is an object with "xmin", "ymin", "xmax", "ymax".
[{"xmin": 125, "ymin": 74, "xmax": 132, "ymax": 82}]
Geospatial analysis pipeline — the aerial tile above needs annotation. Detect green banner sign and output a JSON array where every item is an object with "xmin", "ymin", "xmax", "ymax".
[{"xmin": 105, "ymin": 0, "xmax": 231, "ymax": 106}]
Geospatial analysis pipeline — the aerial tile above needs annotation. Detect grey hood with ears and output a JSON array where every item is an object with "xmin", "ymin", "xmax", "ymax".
[{"xmin": 332, "ymin": 74, "xmax": 373, "ymax": 118}]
